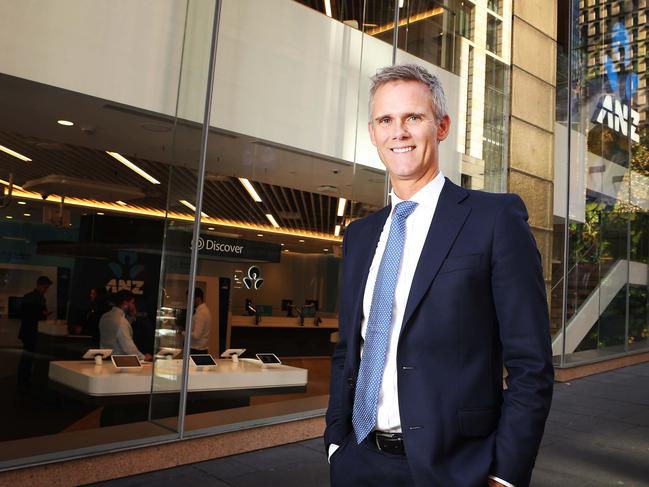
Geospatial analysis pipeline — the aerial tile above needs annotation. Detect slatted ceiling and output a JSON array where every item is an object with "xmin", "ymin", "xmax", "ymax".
[
  {"xmin": 268, "ymin": 185, "xmax": 289, "ymax": 229},
  {"xmin": 0, "ymin": 130, "xmax": 378, "ymax": 237},
  {"xmin": 294, "ymin": 0, "xmax": 398, "ymax": 32},
  {"xmin": 260, "ymin": 184, "xmax": 284, "ymax": 227}
]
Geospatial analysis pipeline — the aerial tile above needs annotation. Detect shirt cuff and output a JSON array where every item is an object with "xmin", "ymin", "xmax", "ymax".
[
  {"xmin": 489, "ymin": 475, "xmax": 515, "ymax": 487},
  {"xmin": 327, "ymin": 443, "xmax": 339, "ymax": 463}
]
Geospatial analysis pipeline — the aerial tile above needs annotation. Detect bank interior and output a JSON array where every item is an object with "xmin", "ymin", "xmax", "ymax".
[{"xmin": 0, "ymin": 70, "xmax": 387, "ymax": 466}]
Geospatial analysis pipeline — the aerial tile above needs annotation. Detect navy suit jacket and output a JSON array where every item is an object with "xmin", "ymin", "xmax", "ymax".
[{"xmin": 325, "ymin": 178, "xmax": 554, "ymax": 487}]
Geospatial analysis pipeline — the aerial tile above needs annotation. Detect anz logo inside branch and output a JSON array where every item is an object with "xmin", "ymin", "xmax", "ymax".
[
  {"xmin": 591, "ymin": 23, "xmax": 640, "ymax": 143},
  {"xmin": 105, "ymin": 251, "xmax": 145, "ymax": 295},
  {"xmin": 243, "ymin": 266, "xmax": 264, "ymax": 290}
]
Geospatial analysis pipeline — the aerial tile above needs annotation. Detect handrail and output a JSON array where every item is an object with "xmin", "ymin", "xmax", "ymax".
[{"xmin": 550, "ymin": 239, "xmax": 601, "ymax": 293}]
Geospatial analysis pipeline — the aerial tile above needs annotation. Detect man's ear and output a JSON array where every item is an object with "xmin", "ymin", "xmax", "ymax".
[
  {"xmin": 368, "ymin": 121, "xmax": 377, "ymax": 147},
  {"xmin": 437, "ymin": 114, "xmax": 451, "ymax": 142}
]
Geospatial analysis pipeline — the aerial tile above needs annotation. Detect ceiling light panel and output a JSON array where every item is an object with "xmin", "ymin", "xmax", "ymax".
[
  {"xmin": 238, "ymin": 178, "xmax": 262, "ymax": 202},
  {"xmin": 106, "ymin": 151, "xmax": 161, "ymax": 185},
  {"xmin": 179, "ymin": 199, "xmax": 209, "ymax": 218},
  {"xmin": 265, "ymin": 213, "xmax": 280, "ymax": 228},
  {"xmin": 337, "ymin": 197, "xmax": 347, "ymax": 217},
  {"xmin": 0, "ymin": 144, "xmax": 31, "ymax": 162}
]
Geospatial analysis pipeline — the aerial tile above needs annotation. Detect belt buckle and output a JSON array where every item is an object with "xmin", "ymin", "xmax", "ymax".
[{"xmin": 374, "ymin": 432, "xmax": 383, "ymax": 452}]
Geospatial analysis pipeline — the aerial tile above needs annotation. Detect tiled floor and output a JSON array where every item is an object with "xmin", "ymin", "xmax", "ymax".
[{"xmin": 89, "ymin": 362, "xmax": 649, "ymax": 487}]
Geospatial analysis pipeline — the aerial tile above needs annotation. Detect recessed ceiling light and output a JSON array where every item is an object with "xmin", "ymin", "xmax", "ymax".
[
  {"xmin": 5, "ymin": 215, "xmax": 13, "ymax": 219},
  {"xmin": 106, "ymin": 151, "xmax": 161, "ymax": 185},
  {"xmin": 97, "ymin": 212, "xmax": 104, "ymax": 215},
  {"xmin": 23, "ymin": 213, "xmax": 31, "ymax": 217},
  {"xmin": 0, "ymin": 144, "xmax": 31, "ymax": 162},
  {"xmin": 299, "ymin": 239, "xmax": 305, "ymax": 243},
  {"xmin": 334, "ymin": 225, "xmax": 341, "ymax": 237},
  {"xmin": 323, "ymin": 248, "xmax": 329, "ymax": 251},
  {"xmin": 116, "ymin": 200, "xmax": 127, "ymax": 206},
  {"xmin": 284, "ymin": 249, "xmax": 289, "ymax": 252},
  {"xmin": 208, "ymin": 227, "xmax": 215, "ymax": 231},
  {"xmin": 17, "ymin": 201, "xmax": 26, "ymax": 205},
  {"xmin": 57, "ymin": 120, "xmax": 74, "ymax": 126},
  {"xmin": 257, "ymin": 233, "xmax": 264, "ymax": 237},
  {"xmin": 280, "ymin": 243, "xmax": 284, "ymax": 246}
]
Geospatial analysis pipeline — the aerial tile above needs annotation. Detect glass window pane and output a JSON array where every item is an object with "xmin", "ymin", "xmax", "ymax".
[{"xmin": 0, "ymin": 0, "xmax": 215, "ymax": 467}]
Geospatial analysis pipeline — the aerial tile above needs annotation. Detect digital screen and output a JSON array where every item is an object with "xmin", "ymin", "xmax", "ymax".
[
  {"xmin": 111, "ymin": 355, "xmax": 142, "ymax": 368},
  {"xmin": 191, "ymin": 354, "xmax": 217, "ymax": 366},
  {"xmin": 256, "ymin": 353, "xmax": 281, "ymax": 364}
]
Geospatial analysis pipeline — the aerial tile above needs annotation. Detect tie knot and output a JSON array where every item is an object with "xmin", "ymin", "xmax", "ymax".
[{"xmin": 393, "ymin": 200, "xmax": 418, "ymax": 220}]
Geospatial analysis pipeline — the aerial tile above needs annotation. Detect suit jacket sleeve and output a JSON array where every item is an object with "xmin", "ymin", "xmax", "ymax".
[
  {"xmin": 325, "ymin": 223, "xmax": 352, "ymax": 449},
  {"xmin": 490, "ymin": 194, "xmax": 554, "ymax": 486}
]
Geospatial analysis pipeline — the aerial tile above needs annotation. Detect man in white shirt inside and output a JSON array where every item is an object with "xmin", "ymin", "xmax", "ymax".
[
  {"xmin": 99, "ymin": 290, "xmax": 152, "ymax": 361},
  {"xmin": 189, "ymin": 287, "xmax": 211, "ymax": 355}
]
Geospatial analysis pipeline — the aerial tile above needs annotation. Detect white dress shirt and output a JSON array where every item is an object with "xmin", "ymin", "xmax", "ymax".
[
  {"xmin": 191, "ymin": 302, "xmax": 211, "ymax": 351},
  {"xmin": 99, "ymin": 306, "xmax": 145, "ymax": 359},
  {"xmin": 329, "ymin": 172, "xmax": 514, "ymax": 487},
  {"xmin": 360, "ymin": 170, "xmax": 445, "ymax": 432}
]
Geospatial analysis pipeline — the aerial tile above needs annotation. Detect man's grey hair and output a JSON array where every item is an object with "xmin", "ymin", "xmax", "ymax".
[{"xmin": 369, "ymin": 64, "xmax": 448, "ymax": 121}]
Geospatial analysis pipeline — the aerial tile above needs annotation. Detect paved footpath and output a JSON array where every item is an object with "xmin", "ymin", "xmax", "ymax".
[{"xmin": 90, "ymin": 362, "xmax": 649, "ymax": 487}]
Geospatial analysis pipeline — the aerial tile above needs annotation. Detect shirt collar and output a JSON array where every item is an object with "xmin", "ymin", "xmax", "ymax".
[{"xmin": 390, "ymin": 170, "xmax": 445, "ymax": 211}]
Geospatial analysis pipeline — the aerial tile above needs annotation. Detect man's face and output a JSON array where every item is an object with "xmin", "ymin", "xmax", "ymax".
[
  {"xmin": 125, "ymin": 298, "xmax": 136, "ymax": 316},
  {"xmin": 369, "ymin": 80, "xmax": 450, "ymax": 186},
  {"xmin": 37, "ymin": 284, "xmax": 51, "ymax": 295}
]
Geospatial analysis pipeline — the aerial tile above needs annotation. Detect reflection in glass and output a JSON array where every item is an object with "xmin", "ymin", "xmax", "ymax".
[
  {"xmin": 486, "ymin": 14, "xmax": 501, "ymax": 56},
  {"xmin": 554, "ymin": 0, "xmax": 649, "ymax": 364}
]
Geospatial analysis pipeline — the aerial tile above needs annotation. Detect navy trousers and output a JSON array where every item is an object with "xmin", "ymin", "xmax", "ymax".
[{"xmin": 329, "ymin": 435, "xmax": 415, "ymax": 487}]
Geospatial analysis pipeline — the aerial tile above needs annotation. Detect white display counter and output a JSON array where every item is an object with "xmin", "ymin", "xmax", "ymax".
[{"xmin": 49, "ymin": 358, "xmax": 308, "ymax": 397}]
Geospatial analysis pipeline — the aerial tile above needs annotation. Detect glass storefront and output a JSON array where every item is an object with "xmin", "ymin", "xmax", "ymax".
[
  {"xmin": 553, "ymin": 0, "xmax": 649, "ymax": 365},
  {"xmin": 0, "ymin": 0, "xmax": 509, "ymax": 470}
]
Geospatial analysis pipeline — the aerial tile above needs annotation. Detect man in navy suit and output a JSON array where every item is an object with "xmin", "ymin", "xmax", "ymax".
[{"xmin": 325, "ymin": 64, "xmax": 553, "ymax": 487}]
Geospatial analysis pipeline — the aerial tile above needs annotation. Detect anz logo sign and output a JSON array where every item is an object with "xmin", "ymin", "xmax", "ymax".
[
  {"xmin": 106, "ymin": 251, "xmax": 145, "ymax": 295},
  {"xmin": 243, "ymin": 266, "xmax": 264, "ymax": 290},
  {"xmin": 593, "ymin": 95, "xmax": 640, "ymax": 143},
  {"xmin": 592, "ymin": 23, "xmax": 640, "ymax": 143}
]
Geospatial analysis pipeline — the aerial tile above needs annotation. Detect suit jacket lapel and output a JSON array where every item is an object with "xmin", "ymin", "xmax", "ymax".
[
  {"xmin": 401, "ymin": 178, "xmax": 471, "ymax": 333},
  {"xmin": 348, "ymin": 205, "xmax": 390, "ymax": 369}
]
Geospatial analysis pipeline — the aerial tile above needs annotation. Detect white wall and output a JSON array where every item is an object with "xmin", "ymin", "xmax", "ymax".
[
  {"xmin": 0, "ymin": 0, "xmax": 188, "ymax": 116},
  {"xmin": 0, "ymin": 0, "xmax": 463, "ymax": 180},
  {"xmin": 213, "ymin": 0, "xmax": 462, "ymax": 179}
]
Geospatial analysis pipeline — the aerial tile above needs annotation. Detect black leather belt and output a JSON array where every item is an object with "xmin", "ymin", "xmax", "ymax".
[{"xmin": 368, "ymin": 431, "xmax": 406, "ymax": 455}]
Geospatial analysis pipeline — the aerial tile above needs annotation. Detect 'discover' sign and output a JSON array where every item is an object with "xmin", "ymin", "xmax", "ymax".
[{"xmin": 167, "ymin": 231, "xmax": 280, "ymax": 262}]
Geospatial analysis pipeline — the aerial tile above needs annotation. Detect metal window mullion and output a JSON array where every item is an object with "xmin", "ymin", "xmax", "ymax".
[{"xmin": 177, "ymin": 0, "xmax": 223, "ymax": 440}]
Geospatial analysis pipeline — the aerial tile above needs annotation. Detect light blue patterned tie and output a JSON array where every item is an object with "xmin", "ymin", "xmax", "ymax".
[{"xmin": 352, "ymin": 200, "xmax": 418, "ymax": 444}]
